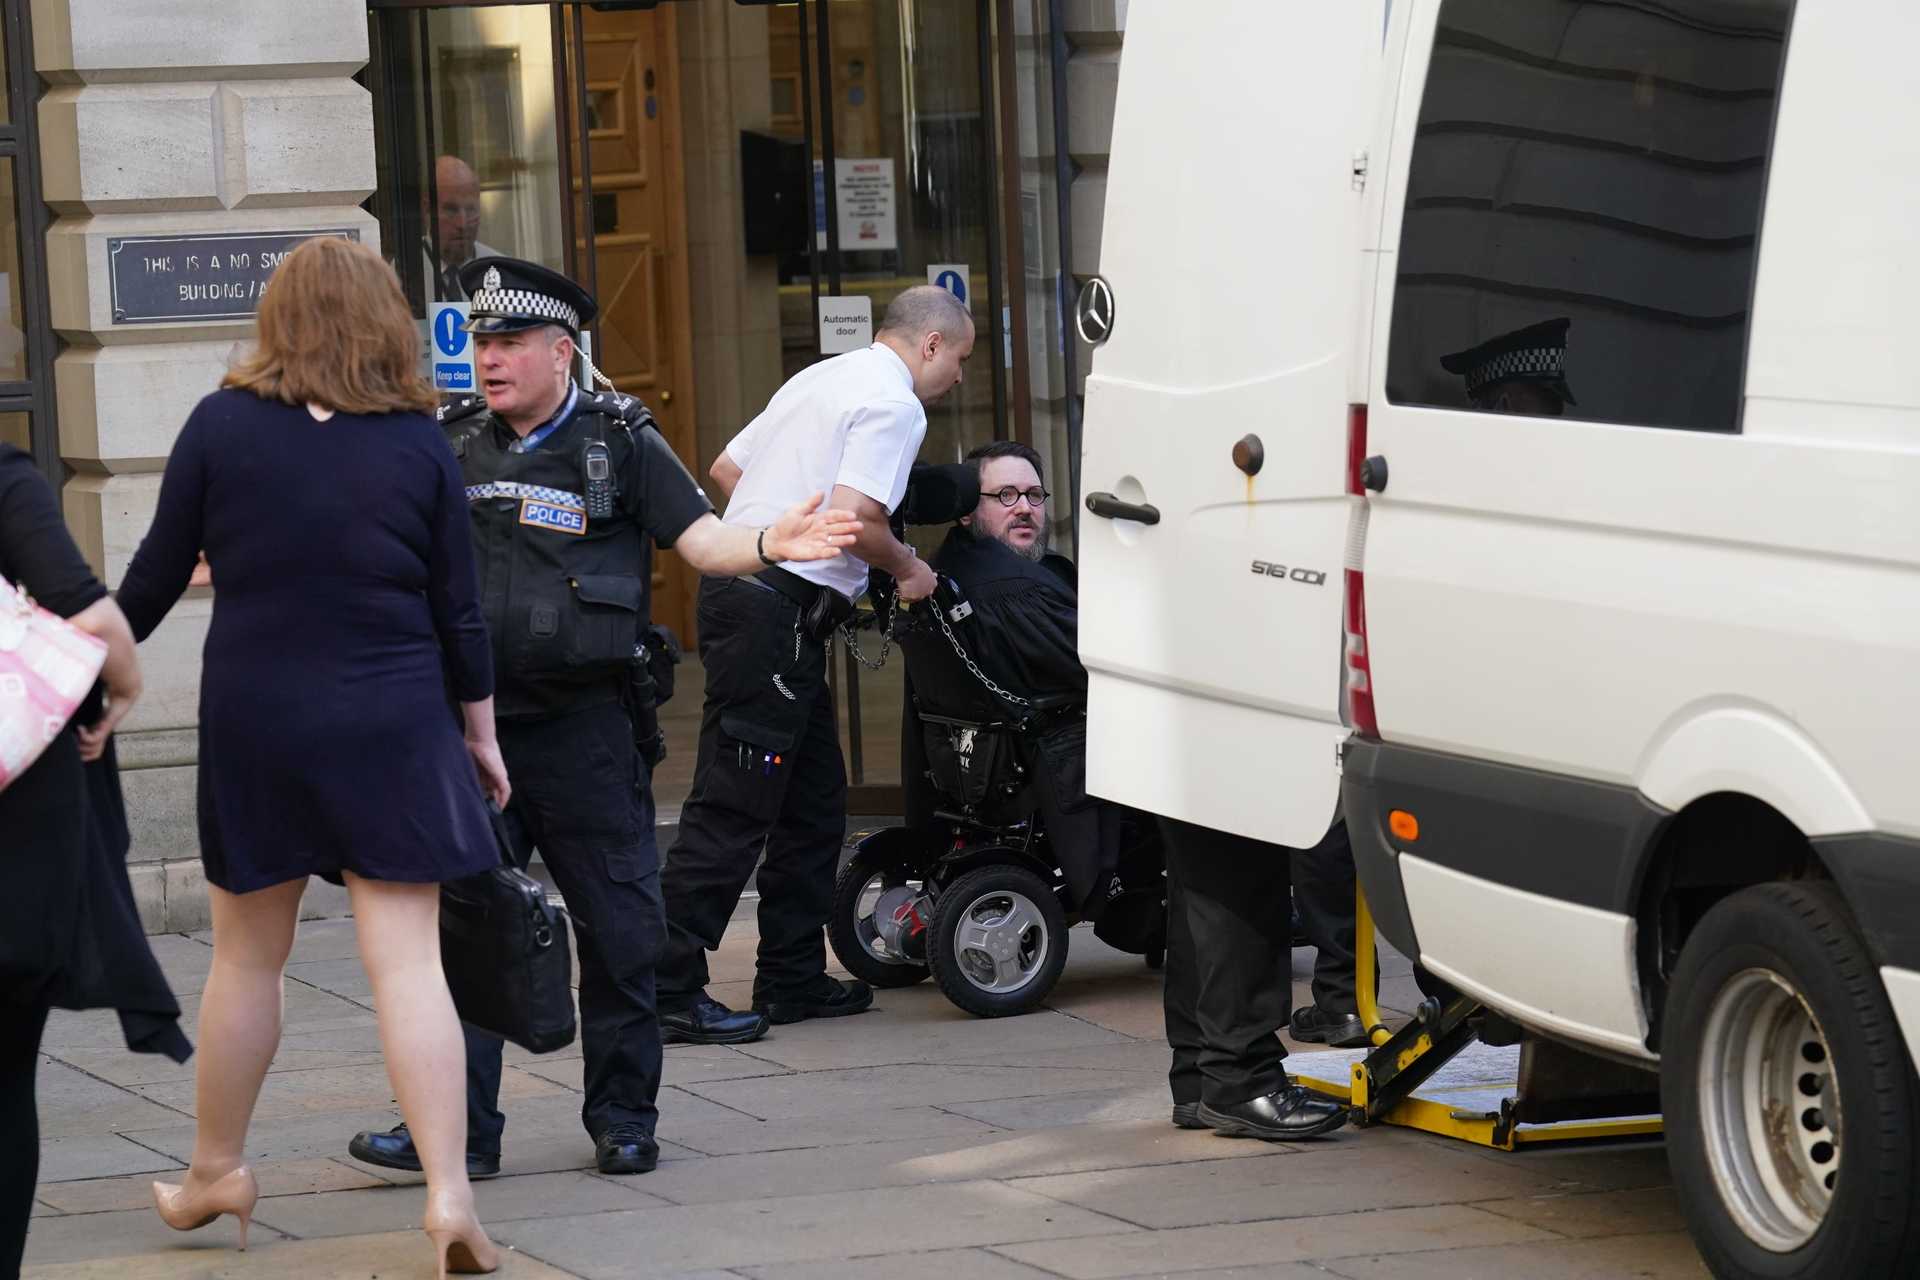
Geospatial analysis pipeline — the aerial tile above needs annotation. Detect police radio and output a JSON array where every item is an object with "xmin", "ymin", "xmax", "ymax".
[{"xmin": 581, "ymin": 439, "xmax": 615, "ymax": 520}]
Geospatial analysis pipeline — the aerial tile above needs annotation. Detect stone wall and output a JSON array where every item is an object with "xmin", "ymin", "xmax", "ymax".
[
  {"xmin": 1061, "ymin": 0, "xmax": 1123, "ymax": 392},
  {"xmin": 32, "ymin": 0, "xmax": 378, "ymax": 931}
]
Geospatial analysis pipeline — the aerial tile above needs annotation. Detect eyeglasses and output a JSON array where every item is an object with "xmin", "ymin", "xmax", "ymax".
[{"xmin": 980, "ymin": 486, "xmax": 1050, "ymax": 508}]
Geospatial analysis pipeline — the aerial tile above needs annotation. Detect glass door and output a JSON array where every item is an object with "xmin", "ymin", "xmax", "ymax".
[{"xmin": 367, "ymin": 0, "xmax": 1033, "ymax": 816}]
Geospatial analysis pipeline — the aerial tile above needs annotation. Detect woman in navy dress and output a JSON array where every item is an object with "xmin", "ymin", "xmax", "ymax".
[{"xmin": 117, "ymin": 237, "xmax": 506, "ymax": 1275}]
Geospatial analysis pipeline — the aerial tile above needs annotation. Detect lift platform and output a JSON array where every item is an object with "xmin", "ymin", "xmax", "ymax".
[{"xmin": 1291, "ymin": 890, "xmax": 1664, "ymax": 1151}]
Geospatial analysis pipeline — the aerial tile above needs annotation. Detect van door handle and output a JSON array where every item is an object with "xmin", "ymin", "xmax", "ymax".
[{"xmin": 1085, "ymin": 492, "xmax": 1161, "ymax": 525}]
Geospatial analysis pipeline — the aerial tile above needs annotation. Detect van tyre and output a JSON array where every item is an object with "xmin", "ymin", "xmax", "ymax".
[
  {"xmin": 928, "ymin": 865, "xmax": 1068, "ymax": 1017},
  {"xmin": 1662, "ymin": 881, "xmax": 1920, "ymax": 1279},
  {"xmin": 826, "ymin": 850, "xmax": 931, "ymax": 989}
]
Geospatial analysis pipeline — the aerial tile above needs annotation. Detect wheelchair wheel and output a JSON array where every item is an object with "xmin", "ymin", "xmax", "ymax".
[
  {"xmin": 928, "ymin": 864, "xmax": 1068, "ymax": 1018},
  {"xmin": 827, "ymin": 849, "xmax": 932, "ymax": 989}
]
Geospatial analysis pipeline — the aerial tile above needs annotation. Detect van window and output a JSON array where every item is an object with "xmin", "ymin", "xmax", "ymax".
[{"xmin": 1385, "ymin": 0, "xmax": 1793, "ymax": 432}]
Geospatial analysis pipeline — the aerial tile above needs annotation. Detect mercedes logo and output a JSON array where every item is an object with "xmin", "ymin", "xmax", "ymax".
[{"xmin": 1075, "ymin": 276, "xmax": 1115, "ymax": 347}]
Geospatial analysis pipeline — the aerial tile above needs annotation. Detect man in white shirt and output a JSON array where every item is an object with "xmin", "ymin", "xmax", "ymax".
[{"xmin": 658, "ymin": 286, "xmax": 973, "ymax": 1044}]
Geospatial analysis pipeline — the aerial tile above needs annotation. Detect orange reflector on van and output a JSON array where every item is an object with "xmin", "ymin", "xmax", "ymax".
[{"xmin": 1388, "ymin": 810, "xmax": 1420, "ymax": 842}]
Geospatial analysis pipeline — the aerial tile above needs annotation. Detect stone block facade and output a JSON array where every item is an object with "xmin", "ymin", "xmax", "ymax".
[
  {"xmin": 31, "ymin": 0, "xmax": 378, "ymax": 931},
  {"xmin": 1059, "ymin": 0, "xmax": 1123, "ymax": 387}
]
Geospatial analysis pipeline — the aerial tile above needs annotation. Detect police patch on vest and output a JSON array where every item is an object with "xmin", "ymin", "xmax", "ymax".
[{"xmin": 520, "ymin": 498, "xmax": 587, "ymax": 536}]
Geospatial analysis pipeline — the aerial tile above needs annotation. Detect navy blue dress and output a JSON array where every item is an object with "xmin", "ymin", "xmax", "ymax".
[{"xmin": 117, "ymin": 389, "xmax": 498, "ymax": 893}]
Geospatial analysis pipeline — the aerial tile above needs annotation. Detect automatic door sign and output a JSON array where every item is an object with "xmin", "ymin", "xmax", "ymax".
[
  {"xmin": 431, "ymin": 303, "xmax": 474, "ymax": 393},
  {"xmin": 1075, "ymin": 275, "xmax": 1115, "ymax": 347},
  {"xmin": 928, "ymin": 263, "xmax": 970, "ymax": 307},
  {"xmin": 818, "ymin": 295, "xmax": 873, "ymax": 355}
]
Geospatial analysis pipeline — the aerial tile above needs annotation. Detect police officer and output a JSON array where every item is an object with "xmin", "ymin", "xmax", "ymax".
[{"xmin": 346, "ymin": 257, "xmax": 859, "ymax": 1177}]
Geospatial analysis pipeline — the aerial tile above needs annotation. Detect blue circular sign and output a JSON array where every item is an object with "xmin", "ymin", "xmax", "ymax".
[
  {"xmin": 434, "ymin": 307, "xmax": 468, "ymax": 357},
  {"xmin": 935, "ymin": 270, "xmax": 967, "ymax": 305}
]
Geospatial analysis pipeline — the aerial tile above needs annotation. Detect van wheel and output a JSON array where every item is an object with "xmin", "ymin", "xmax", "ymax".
[
  {"xmin": 928, "ymin": 865, "xmax": 1068, "ymax": 1018},
  {"xmin": 1662, "ymin": 882, "xmax": 1920, "ymax": 1278},
  {"xmin": 826, "ymin": 849, "xmax": 931, "ymax": 989}
]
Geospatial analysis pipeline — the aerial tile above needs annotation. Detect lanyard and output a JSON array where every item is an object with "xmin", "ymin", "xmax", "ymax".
[{"xmin": 511, "ymin": 386, "xmax": 579, "ymax": 454}]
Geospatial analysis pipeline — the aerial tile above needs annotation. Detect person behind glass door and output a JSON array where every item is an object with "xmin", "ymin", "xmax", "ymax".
[
  {"xmin": 655, "ymin": 286, "xmax": 971, "ymax": 1046},
  {"xmin": 115, "ymin": 236, "xmax": 512, "ymax": 1277},
  {"xmin": 423, "ymin": 156, "xmax": 503, "ymax": 303}
]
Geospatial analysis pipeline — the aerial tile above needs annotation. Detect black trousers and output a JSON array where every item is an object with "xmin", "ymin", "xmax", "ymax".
[
  {"xmin": 1162, "ymin": 817, "xmax": 1292, "ymax": 1108},
  {"xmin": 1293, "ymin": 819, "xmax": 1362, "ymax": 1012},
  {"xmin": 659, "ymin": 577, "xmax": 846, "ymax": 1010},
  {"xmin": 1, "ymin": 1002, "xmax": 49, "ymax": 1279},
  {"xmin": 464, "ymin": 701, "xmax": 663, "ymax": 1151}
]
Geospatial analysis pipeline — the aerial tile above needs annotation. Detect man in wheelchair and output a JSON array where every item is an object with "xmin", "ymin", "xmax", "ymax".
[{"xmin": 826, "ymin": 444, "xmax": 1166, "ymax": 1017}]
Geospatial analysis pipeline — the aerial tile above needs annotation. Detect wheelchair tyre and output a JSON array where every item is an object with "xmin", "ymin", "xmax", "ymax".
[
  {"xmin": 928, "ymin": 864, "xmax": 1068, "ymax": 1018},
  {"xmin": 827, "ymin": 849, "xmax": 932, "ymax": 989}
]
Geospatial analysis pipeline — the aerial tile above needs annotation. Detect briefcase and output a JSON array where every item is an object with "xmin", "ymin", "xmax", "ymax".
[{"xmin": 439, "ymin": 807, "xmax": 577, "ymax": 1054}]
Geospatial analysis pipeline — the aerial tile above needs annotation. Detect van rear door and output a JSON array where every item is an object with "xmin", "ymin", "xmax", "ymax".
[{"xmin": 1078, "ymin": 1, "xmax": 1384, "ymax": 847}]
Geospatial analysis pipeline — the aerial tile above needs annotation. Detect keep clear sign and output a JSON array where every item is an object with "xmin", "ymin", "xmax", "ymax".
[
  {"xmin": 818, "ymin": 296, "xmax": 873, "ymax": 355},
  {"xmin": 426, "ymin": 302, "xmax": 474, "ymax": 393}
]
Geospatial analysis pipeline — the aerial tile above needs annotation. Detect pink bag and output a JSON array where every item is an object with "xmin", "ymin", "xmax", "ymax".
[{"xmin": 0, "ymin": 572, "xmax": 107, "ymax": 793}]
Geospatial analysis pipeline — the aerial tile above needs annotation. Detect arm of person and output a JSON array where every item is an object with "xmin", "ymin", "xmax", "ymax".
[
  {"xmin": 832, "ymin": 484, "xmax": 935, "ymax": 602},
  {"xmin": 707, "ymin": 450, "xmax": 744, "ymax": 502},
  {"xmin": 70, "ymin": 597, "xmax": 142, "ymax": 762},
  {"xmin": 115, "ymin": 406, "xmax": 211, "ymax": 642},
  {"xmin": 422, "ymin": 425, "xmax": 509, "ymax": 808}
]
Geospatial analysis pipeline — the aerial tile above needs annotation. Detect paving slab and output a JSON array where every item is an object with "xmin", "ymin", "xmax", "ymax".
[
  {"xmin": 950, "ymin": 1037, "xmax": 1173, "ymax": 1076},
  {"xmin": 679, "ymin": 1061, "xmax": 1156, "ymax": 1121},
  {"xmin": 641, "ymin": 1120, "xmax": 1278, "ymax": 1206},
  {"xmin": 115, "ymin": 1105, "xmax": 442, "ymax": 1167},
  {"xmin": 130, "ymin": 1061, "xmax": 569, "ymax": 1122},
  {"xmin": 21, "ymin": 1206, "xmax": 288, "ymax": 1267},
  {"xmin": 741, "ymin": 1247, "xmax": 1063, "ymax": 1280},
  {"xmin": 1471, "ymin": 1186, "xmax": 1689, "ymax": 1239},
  {"xmin": 1318, "ymin": 1230, "xmax": 1711, "ymax": 1279},
  {"xmin": 250, "ymin": 1169, "xmax": 668, "ymax": 1240},
  {"xmin": 495, "ymin": 1179, "xmax": 1136, "ymax": 1277},
  {"xmin": 997, "ymin": 1203, "xmax": 1555, "ymax": 1278},
  {"xmin": 283, "ymin": 956, "xmax": 375, "ymax": 999},
  {"xmin": 940, "ymin": 1083, "xmax": 1175, "ymax": 1130},
  {"xmin": 738, "ymin": 1004, "xmax": 1132, "ymax": 1073},
  {"xmin": 33, "ymin": 1061, "xmax": 192, "ymax": 1138},
  {"xmin": 21, "ymin": 1228, "xmax": 582, "ymax": 1279},
  {"xmin": 659, "ymin": 1102, "xmax": 999, "ymax": 1158},
  {"xmin": 33, "ymin": 1157, "xmax": 389, "ymax": 1214},
  {"xmin": 34, "ymin": 1135, "xmax": 183, "ymax": 1185},
  {"xmin": 1006, "ymin": 1135, "xmax": 1582, "ymax": 1230}
]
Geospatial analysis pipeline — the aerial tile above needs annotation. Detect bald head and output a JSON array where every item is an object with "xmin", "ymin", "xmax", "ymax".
[
  {"xmin": 876, "ymin": 286, "xmax": 976, "ymax": 406},
  {"xmin": 430, "ymin": 155, "xmax": 483, "ymax": 267}
]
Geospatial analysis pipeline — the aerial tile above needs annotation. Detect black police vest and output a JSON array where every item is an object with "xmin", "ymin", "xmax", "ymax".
[{"xmin": 444, "ymin": 396, "xmax": 652, "ymax": 717}]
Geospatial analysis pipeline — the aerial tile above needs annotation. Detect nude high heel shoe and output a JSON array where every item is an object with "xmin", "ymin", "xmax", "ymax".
[
  {"xmin": 150, "ymin": 1166, "xmax": 259, "ymax": 1251},
  {"xmin": 423, "ymin": 1197, "xmax": 500, "ymax": 1279}
]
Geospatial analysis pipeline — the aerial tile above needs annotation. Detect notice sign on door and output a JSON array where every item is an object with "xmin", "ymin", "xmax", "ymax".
[
  {"xmin": 428, "ymin": 302, "xmax": 475, "ymax": 392},
  {"xmin": 815, "ymin": 159, "xmax": 897, "ymax": 252},
  {"xmin": 818, "ymin": 296, "xmax": 873, "ymax": 355}
]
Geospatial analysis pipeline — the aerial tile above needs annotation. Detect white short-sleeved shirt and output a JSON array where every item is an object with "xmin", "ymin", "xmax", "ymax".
[{"xmin": 722, "ymin": 343, "xmax": 926, "ymax": 600}]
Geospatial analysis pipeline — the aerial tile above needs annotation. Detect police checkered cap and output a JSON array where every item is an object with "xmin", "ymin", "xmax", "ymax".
[
  {"xmin": 468, "ymin": 287, "xmax": 580, "ymax": 333},
  {"xmin": 1460, "ymin": 344, "xmax": 1565, "ymax": 397}
]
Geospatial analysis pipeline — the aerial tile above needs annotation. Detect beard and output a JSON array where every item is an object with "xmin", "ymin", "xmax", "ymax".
[{"xmin": 999, "ymin": 518, "xmax": 1047, "ymax": 562}]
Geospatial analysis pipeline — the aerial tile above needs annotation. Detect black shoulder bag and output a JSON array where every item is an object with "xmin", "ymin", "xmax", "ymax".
[{"xmin": 439, "ymin": 806, "xmax": 577, "ymax": 1054}]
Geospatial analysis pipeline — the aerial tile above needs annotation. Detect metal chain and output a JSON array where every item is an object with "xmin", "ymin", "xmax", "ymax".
[
  {"xmin": 933, "ymin": 599, "xmax": 1032, "ymax": 710},
  {"xmin": 835, "ymin": 597, "xmax": 896, "ymax": 672}
]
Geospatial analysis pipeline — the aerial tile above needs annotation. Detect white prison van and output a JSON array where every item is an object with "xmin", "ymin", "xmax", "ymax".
[{"xmin": 1078, "ymin": 1, "xmax": 1920, "ymax": 1275}]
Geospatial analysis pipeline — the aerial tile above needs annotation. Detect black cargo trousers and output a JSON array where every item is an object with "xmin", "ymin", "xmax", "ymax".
[
  {"xmin": 658, "ymin": 576, "xmax": 847, "ymax": 1011},
  {"xmin": 464, "ymin": 700, "xmax": 665, "ymax": 1153},
  {"xmin": 1293, "ymin": 819, "xmax": 1362, "ymax": 1013}
]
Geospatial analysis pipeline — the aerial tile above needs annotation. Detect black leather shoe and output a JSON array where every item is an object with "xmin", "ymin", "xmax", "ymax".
[
  {"xmin": 754, "ymin": 977, "xmax": 873, "ymax": 1026},
  {"xmin": 346, "ymin": 1123, "xmax": 501, "ymax": 1178},
  {"xmin": 594, "ymin": 1124, "xmax": 659, "ymax": 1175},
  {"xmin": 660, "ymin": 993, "xmax": 770, "ymax": 1045},
  {"xmin": 1171, "ymin": 1101, "xmax": 1206, "ymax": 1130},
  {"xmin": 1289, "ymin": 1005, "xmax": 1372, "ymax": 1049},
  {"xmin": 1200, "ymin": 1086, "xmax": 1350, "ymax": 1141}
]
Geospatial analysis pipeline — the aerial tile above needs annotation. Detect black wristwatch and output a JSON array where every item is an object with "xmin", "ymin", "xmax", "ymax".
[{"xmin": 756, "ymin": 528, "xmax": 779, "ymax": 567}]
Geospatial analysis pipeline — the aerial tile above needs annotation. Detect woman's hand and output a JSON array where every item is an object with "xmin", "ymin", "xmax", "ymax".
[
  {"xmin": 467, "ymin": 736, "xmax": 511, "ymax": 810},
  {"xmin": 70, "ymin": 596, "xmax": 142, "ymax": 762},
  {"xmin": 765, "ymin": 493, "xmax": 862, "ymax": 564}
]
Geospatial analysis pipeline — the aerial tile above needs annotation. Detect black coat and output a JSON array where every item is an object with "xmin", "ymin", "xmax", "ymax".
[{"xmin": 0, "ymin": 445, "xmax": 189, "ymax": 1060}]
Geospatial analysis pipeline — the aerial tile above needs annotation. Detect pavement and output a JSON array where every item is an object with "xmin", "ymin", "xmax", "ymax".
[{"xmin": 23, "ymin": 898, "xmax": 1711, "ymax": 1278}]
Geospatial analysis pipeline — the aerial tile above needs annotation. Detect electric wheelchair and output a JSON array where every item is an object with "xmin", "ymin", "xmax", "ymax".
[{"xmin": 825, "ymin": 466, "xmax": 1167, "ymax": 1017}]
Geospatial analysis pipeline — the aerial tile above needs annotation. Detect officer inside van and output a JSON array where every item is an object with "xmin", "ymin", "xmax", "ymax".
[
  {"xmin": 1440, "ymin": 317, "xmax": 1577, "ymax": 417},
  {"xmin": 346, "ymin": 256, "xmax": 858, "ymax": 1181}
]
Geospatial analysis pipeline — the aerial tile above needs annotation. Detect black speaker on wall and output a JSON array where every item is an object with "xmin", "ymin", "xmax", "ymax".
[{"xmin": 740, "ymin": 130, "xmax": 810, "ymax": 257}]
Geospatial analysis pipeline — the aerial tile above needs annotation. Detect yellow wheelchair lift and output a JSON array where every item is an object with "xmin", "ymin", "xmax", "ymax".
[{"xmin": 1290, "ymin": 889, "xmax": 1664, "ymax": 1151}]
